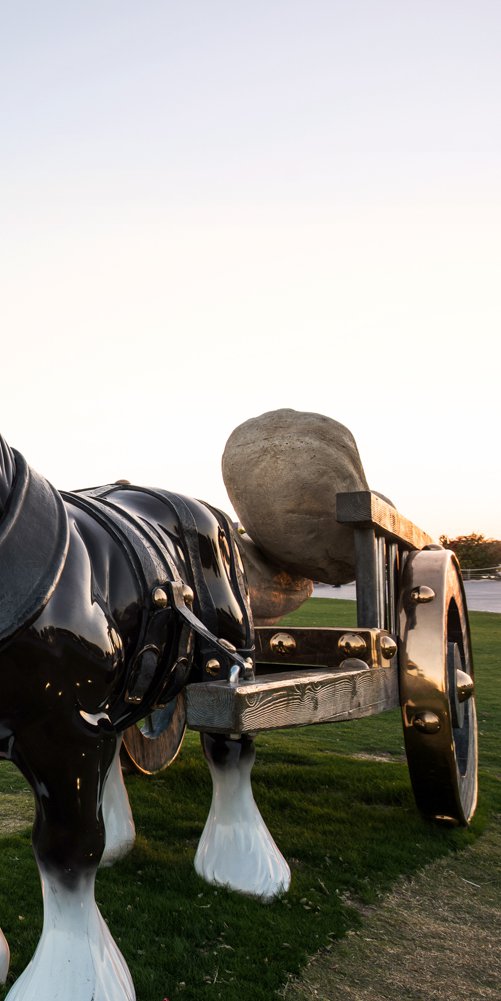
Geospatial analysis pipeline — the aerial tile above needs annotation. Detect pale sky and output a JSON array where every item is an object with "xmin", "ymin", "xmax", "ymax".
[{"xmin": 1, "ymin": 1, "xmax": 499, "ymax": 542}]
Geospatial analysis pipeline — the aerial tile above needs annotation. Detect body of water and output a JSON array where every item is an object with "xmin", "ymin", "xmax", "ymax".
[{"xmin": 314, "ymin": 579, "xmax": 501, "ymax": 614}]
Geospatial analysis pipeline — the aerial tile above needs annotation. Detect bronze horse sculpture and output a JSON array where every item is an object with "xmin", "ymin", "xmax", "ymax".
[{"xmin": 0, "ymin": 435, "xmax": 257, "ymax": 1001}]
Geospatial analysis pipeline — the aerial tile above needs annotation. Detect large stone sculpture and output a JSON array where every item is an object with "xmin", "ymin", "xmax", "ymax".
[
  {"xmin": 236, "ymin": 531, "xmax": 313, "ymax": 624},
  {"xmin": 222, "ymin": 408, "xmax": 369, "ymax": 584}
]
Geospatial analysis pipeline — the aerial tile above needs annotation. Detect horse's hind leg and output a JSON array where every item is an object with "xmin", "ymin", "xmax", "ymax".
[
  {"xmin": 101, "ymin": 737, "xmax": 136, "ymax": 868},
  {"xmin": 6, "ymin": 724, "xmax": 135, "ymax": 1001}
]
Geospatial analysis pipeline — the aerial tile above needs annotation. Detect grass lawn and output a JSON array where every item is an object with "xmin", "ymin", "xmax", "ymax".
[{"xmin": 0, "ymin": 598, "xmax": 498, "ymax": 1001}]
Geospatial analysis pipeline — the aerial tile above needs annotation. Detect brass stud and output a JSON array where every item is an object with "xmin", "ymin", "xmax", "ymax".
[
  {"xmin": 410, "ymin": 586, "xmax": 436, "ymax": 604},
  {"xmin": 152, "ymin": 586, "xmax": 169, "ymax": 608},
  {"xmin": 206, "ymin": 658, "xmax": 221, "ymax": 677},
  {"xmin": 270, "ymin": 632, "xmax": 297, "ymax": 656},
  {"xmin": 412, "ymin": 711, "xmax": 441, "ymax": 733},
  {"xmin": 456, "ymin": 669, "xmax": 474, "ymax": 703},
  {"xmin": 114, "ymin": 478, "xmax": 131, "ymax": 486},
  {"xmin": 182, "ymin": 584, "xmax": 194, "ymax": 607},
  {"xmin": 380, "ymin": 635, "xmax": 398, "ymax": 660},
  {"xmin": 338, "ymin": 632, "xmax": 367, "ymax": 658},
  {"xmin": 433, "ymin": 814, "xmax": 460, "ymax": 826}
]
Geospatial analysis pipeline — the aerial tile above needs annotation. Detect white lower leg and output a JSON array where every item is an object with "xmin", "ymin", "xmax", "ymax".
[
  {"xmin": 101, "ymin": 737, "xmax": 136, "ymax": 867},
  {"xmin": 5, "ymin": 869, "xmax": 135, "ymax": 1001},
  {"xmin": 0, "ymin": 927, "xmax": 10, "ymax": 984},
  {"xmin": 195, "ymin": 734, "xmax": 291, "ymax": 899}
]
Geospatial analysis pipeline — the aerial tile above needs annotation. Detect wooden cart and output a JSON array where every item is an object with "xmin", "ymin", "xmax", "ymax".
[{"xmin": 124, "ymin": 490, "xmax": 477, "ymax": 829}]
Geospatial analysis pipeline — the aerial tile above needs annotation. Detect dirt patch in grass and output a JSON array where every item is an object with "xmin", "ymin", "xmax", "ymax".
[
  {"xmin": 0, "ymin": 794, "xmax": 33, "ymax": 835},
  {"xmin": 283, "ymin": 818, "xmax": 501, "ymax": 1001},
  {"xmin": 349, "ymin": 752, "xmax": 406, "ymax": 765}
]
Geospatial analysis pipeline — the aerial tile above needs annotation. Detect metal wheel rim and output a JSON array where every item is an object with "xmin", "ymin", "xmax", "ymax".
[
  {"xmin": 121, "ymin": 692, "xmax": 187, "ymax": 775},
  {"xmin": 398, "ymin": 548, "xmax": 477, "ymax": 825}
]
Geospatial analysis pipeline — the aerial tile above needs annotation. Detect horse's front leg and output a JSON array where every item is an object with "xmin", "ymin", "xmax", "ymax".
[
  {"xmin": 0, "ymin": 928, "xmax": 10, "ymax": 984},
  {"xmin": 195, "ymin": 733, "xmax": 291, "ymax": 899},
  {"xmin": 7, "ymin": 723, "xmax": 135, "ymax": 1001}
]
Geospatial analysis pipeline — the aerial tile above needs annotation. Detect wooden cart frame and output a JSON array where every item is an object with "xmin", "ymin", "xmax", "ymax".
[
  {"xmin": 185, "ymin": 490, "xmax": 477, "ymax": 828},
  {"xmin": 121, "ymin": 489, "xmax": 477, "ymax": 898}
]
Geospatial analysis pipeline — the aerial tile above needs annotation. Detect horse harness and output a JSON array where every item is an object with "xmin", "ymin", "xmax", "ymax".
[{"xmin": 0, "ymin": 451, "xmax": 255, "ymax": 731}]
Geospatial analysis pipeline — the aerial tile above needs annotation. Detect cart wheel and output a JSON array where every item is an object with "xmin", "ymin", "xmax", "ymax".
[
  {"xmin": 398, "ymin": 548, "xmax": 477, "ymax": 825},
  {"xmin": 121, "ymin": 692, "xmax": 186, "ymax": 775}
]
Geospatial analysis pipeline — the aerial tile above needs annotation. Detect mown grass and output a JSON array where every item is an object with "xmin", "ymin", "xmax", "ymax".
[{"xmin": 0, "ymin": 598, "xmax": 499, "ymax": 1001}]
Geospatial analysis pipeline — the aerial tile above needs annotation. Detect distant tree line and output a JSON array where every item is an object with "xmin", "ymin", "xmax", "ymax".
[{"xmin": 439, "ymin": 533, "xmax": 501, "ymax": 570}]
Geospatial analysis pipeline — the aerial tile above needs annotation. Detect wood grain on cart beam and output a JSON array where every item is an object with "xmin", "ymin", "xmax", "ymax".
[
  {"xmin": 336, "ymin": 491, "xmax": 436, "ymax": 550},
  {"xmin": 185, "ymin": 664, "xmax": 399, "ymax": 736}
]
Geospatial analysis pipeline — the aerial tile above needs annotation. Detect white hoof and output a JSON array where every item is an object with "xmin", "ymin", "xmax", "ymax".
[
  {"xmin": 101, "ymin": 739, "xmax": 136, "ymax": 868},
  {"xmin": 195, "ymin": 735, "xmax": 291, "ymax": 900},
  {"xmin": 195, "ymin": 800, "xmax": 291, "ymax": 899},
  {"xmin": 0, "ymin": 927, "xmax": 10, "ymax": 984},
  {"xmin": 5, "ymin": 872, "xmax": 135, "ymax": 1001}
]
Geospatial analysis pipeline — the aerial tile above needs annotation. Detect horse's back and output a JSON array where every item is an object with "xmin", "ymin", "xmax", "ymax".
[{"xmin": 98, "ymin": 486, "xmax": 252, "ymax": 655}]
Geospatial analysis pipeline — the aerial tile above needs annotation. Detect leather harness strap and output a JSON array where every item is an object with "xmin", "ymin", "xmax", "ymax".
[
  {"xmin": 65, "ymin": 485, "xmax": 253, "ymax": 720},
  {"xmin": 120, "ymin": 485, "xmax": 254, "ymax": 674}
]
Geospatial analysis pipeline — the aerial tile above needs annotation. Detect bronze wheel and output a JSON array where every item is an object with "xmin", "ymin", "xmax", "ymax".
[
  {"xmin": 398, "ymin": 548, "xmax": 477, "ymax": 825},
  {"xmin": 121, "ymin": 692, "xmax": 186, "ymax": 775}
]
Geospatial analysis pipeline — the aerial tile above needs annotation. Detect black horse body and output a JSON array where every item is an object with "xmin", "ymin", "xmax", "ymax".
[{"xmin": 0, "ymin": 435, "xmax": 253, "ymax": 889}]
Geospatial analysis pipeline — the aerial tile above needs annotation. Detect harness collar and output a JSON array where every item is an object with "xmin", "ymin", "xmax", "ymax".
[{"xmin": 0, "ymin": 450, "xmax": 69, "ymax": 647}]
